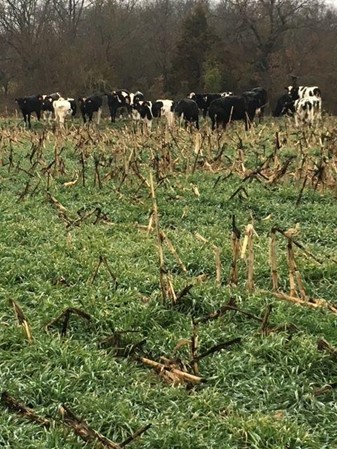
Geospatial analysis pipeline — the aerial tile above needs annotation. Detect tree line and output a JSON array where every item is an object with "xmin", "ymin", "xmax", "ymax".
[{"xmin": 0, "ymin": 0, "xmax": 336, "ymax": 114}]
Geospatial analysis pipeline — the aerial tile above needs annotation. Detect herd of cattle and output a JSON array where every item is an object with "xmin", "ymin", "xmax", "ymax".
[{"xmin": 13, "ymin": 85, "xmax": 322, "ymax": 130}]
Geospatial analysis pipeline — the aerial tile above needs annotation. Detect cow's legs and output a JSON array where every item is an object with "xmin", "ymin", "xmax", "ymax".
[{"xmin": 96, "ymin": 107, "xmax": 102, "ymax": 125}]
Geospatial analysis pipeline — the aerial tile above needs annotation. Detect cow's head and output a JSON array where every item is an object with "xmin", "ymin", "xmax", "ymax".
[{"xmin": 285, "ymin": 86, "xmax": 299, "ymax": 101}]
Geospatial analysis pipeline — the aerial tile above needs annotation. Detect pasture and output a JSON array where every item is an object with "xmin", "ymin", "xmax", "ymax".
[{"xmin": 1, "ymin": 115, "xmax": 337, "ymax": 449}]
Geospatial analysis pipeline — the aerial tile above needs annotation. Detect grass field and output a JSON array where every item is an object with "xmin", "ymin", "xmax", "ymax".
[{"xmin": 1, "ymin": 116, "xmax": 337, "ymax": 449}]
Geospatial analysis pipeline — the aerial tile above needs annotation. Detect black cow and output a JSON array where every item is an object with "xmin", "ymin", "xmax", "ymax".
[
  {"xmin": 273, "ymin": 94, "xmax": 295, "ymax": 117},
  {"xmin": 105, "ymin": 90, "xmax": 131, "ymax": 122},
  {"xmin": 188, "ymin": 92, "xmax": 221, "ymax": 118},
  {"xmin": 188, "ymin": 92, "xmax": 234, "ymax": 118},
  {"xmin": 78, "ymin": 95, "xmax": 103, "ymax": 124},
  {"xmin": 208, "ymin": 95, "xmax": 258, "ymax": 131},
  {"xmin": 242, "ymin": 87, "xmax": 268, "ymax": 121},
  {"xmin": 175, "ymin": 99, "xmax": 199, "ymax": 129},
  {"xmin": 15, "ymin": 94, "xmax": 43, "ymax": 128}
]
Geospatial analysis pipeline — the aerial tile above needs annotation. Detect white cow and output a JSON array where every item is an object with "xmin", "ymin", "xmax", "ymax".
[
  {"xmin": 53, "ymin": 98, "xmax": 73, "ymax": 127},
  {"xmin": 294, "ymin": 96, "xmax": 321, "ymax": 127}
]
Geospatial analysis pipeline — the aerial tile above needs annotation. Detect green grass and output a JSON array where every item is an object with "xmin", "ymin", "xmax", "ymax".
[{"xmin": 1, "ymin": 117, "xmax": 337, "ymax": 448}]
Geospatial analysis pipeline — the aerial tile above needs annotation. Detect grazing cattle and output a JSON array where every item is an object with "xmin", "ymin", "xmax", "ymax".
[
  {"xmin": 242, "ymin": 87, "xmax": 268, "ymax": 120},
  {"xmin": 287, "ymin": 85, "xmax": 322, "ymax": 120},
  {"xmin": 15, "ymin": 94, "xmax": 43, "ymax": 128},
  {"xmin": 273, "ymin": 94, "xmax": 295, "ymax": 117},
  {"xmin": 105, "ymin": 90, "xmax": 131, "ymax": 122},
  {"xmin": 208, "ymin": 95, "xmax": 258, "ymax": 131},
  {"xmin": 132, "ymin": 100, "xmax": 153, "ymax": 132},
  {"xmin": 78, "ymin": 95, "xmax": 102, "ymax": 124},
  {"xmin": 42, "ymin": 92, "xmax": 62, "ymax": 123},
  {"xmin": 152, "ymin": 99, "xmax": 175, "ymax": 128},
  {"xmin": 294, "ymin": 97, "xmax": 321, "ymax": 127},
  {"xmin": 175, "ymin": 99, "xmax": 199, "ymax": 129},
  {"xmin": 53, "ymin": 98, "xmax": 73, "ymax": 127}
]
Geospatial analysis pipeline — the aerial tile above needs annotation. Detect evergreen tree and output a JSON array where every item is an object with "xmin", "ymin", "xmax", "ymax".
[{"xmin": 169, "ymin": 1, "xmax": 217, "ymax": 94}]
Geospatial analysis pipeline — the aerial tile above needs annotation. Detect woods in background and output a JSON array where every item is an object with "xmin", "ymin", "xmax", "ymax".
[{"xmin": 0, "ymin": 0, "xmax": 336, "ymax": 113}]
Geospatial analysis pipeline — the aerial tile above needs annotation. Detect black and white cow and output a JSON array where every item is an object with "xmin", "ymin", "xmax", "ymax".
[
  {"xmin": 42, "ymin": 92, "xmax": 62, "ymax": 123},
  {"xmin": 152, "ymin": 99, "xmax": 175, "ymax": 128},
  {"xmin": 294, "ymin": 97, "xmax": 321, "ymax": 127},
  {"xmin": 42, "ymin": 93, "xmax": 76, "ymax": 124},
  {"xmin": 287, "ymin": 85, "xmax": 322, "ymax": 121},
  {"xmin": 130, "ymin": 91, "xmax": 145, "ymax": 120},
  {"xmin": 242, "ymin": 87, "xmax": 268, "ymax": 121},
  {"xmin": 132, "ymin": 100, "xmax": 153, "ymax": 132},
  {"xmin": 208, "ymin": 95, "xmax": 258, "ymax": 131},
  {"xmin": 105, "ymin": 90, "xmax": 131, "ymax": 122},
  {"xmin": 15, "ymin": 94, "xmax": 43, "ymax": 128},
  {"xmin": 273, "ymin": 94, "xmax": 295, "ymax": 117},
  {"xmin": 66, "ymin": 98, "xmax": 77, "ymax": 117},
  {"xmin": 174, "ymin": 98, "xmax": 199, "ymax": 129},
  {"xmin": 78, "ymin": 95, "xmax": 103, "ymax": 124},
  {"xmin": 287, "ymin": 85, "xmax": 321, "ymax": 101}
]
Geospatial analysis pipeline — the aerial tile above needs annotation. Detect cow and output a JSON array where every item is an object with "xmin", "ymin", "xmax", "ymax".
[
  {"xmin": 66, "ymin": 98, "xmax": 77, "ymax": 117},
  {"xmin": 53, "ymin": 98, "xmax": 73, "ymax": 127},
  {"xmin": 287, "ymin": 85, "xmax": 322, "ymax": 120},
  {"xmin": 294, "ymin": 96, "xmax": 321, "ymax": 127},
  {"xmin": 174, "ymin": 98, "xmax": 199, "ymax": 129},
  {"xmin": 42, "ymin": 92, "xmax": 62, "ymax": 123},
  {"xmin": 220, "ymin": 91, "xmax": 234, "ymax": 97},
  {"xmin": 287, "ymin": 85, "xmax": 321, "ymax": 100},
  {"xmin": 78, "ymin": 95, "xmax": 102, "ymax": 124},
  {"xmin": 132, "ymin": 100, "xmax": 153, "ymax": 132},
  {"xmin": 273, "ymin": 94, "xmax": 295, "ymax": 117},
  {"xmin": 188, "ymin": 92, "xmax": 221, "ymax": 118},
  {"xmin": 188, "ymin": 92, "xmax": 233, "ymax": 118},
  {"xmin": 242, "ymin": 87, "xmax": 268, "ymax": 121},
  {"xmin": 130, "ymin": 91, "xmax": 145, "ymax": 121},
  {"xmin": 105, "ymin": 90, "xmax": 131, "ymax": 122},
  {"xmin": 152, "ymin": 99, "xmax": 175, "ymax": 128},
  {"xmin": 208, "ymin": 95, "xmax": 259, "ymax": 131},
  {"xmin": 130, "ymin": 91, "xmax": 144, "ymax": 105},
  {"xmin": 15, "ymin": 94, "xmax": 43, "ymax": 128}
]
